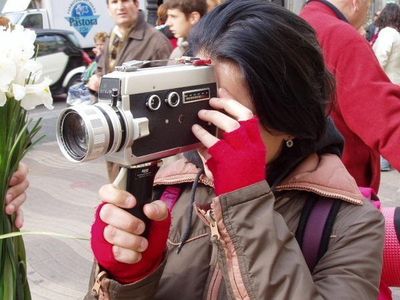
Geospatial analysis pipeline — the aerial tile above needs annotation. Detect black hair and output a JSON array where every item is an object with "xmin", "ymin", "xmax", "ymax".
[
  {"xmin": 375, "ymin": 3, "xmax": 400, "ymax": 31},
  {"xmin": 190, "ymin": 0, "xmax": 335, "ymax": 143}
]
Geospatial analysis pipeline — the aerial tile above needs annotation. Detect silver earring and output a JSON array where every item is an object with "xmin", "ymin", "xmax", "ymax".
[{"xmin": 285, "ymin": 139, "xmax": 294, "ymax": 148}]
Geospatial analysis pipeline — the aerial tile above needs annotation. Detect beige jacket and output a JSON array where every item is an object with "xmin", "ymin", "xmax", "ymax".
[
  {"xmin": 85, "ymin": 153, "xmax": 384, "ymax": 299},
  {"xmin": 97, "ymin": 12, "xmax": 172, "ymax": 76},
  {"xmin": 373, "ymin": 26, "xmax": 400, "ymax": 84}
]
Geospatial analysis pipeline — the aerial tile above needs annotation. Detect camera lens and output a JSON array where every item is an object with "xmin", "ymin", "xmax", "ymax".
[
  {"xmin": 61, "ymin": 111, "xmax": 88, "ymax": 160},
  {"xmin": 57, "ymin": 103, "xmax": 127, "ymax": 163}
]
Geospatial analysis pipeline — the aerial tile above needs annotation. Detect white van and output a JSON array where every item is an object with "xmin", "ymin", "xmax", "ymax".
[{"xmin": 2, "ymin": 0, "xmax": 115, "ymax": 50}]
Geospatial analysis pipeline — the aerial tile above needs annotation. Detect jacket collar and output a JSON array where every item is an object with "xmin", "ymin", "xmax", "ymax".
[
  {"xmin": 275, "ymin": 153, "xmax": 363, "ymax": 205},
  {"xmin": 306, "ymin": 0, "xmax": 349, "ymax": 23},
  {"xmin": 127, "ymin": 11, "xmax": 147, "ymax": 41},
  {"xmin": 154, "ymin": 158, "xmax": 213, "ymax": 187},
  {"xmin": 154, "ymin": 153, "xmax": 364, "ymax": 205}
]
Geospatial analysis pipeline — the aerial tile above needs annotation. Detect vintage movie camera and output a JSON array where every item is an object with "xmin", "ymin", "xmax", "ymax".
[
  {"xmin": 56, "ymin": 59, "xmax": 217, "ymax": 228},
  {"xmin": 57, "ymin": 59, "xmax": 217, "ymax": 166}
]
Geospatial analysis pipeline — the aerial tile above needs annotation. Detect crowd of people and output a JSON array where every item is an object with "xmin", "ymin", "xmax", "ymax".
[{"xmin": 5, "ymin": 0, "xmax": 400, "ymax": 299}]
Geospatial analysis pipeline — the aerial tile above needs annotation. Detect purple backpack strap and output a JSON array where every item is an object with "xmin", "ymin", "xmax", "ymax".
[{"xmin": 296, "ymin": 196, "xmax": 341, "ymax": 271}]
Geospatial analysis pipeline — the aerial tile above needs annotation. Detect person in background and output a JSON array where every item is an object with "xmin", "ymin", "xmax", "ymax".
[
  {"xmin": 84, "ymin": 1, "xmax": 383, "ymax": 299},
  {"xmin": 155, "ymin": 3, "xmax": 178, "ymax": 49},
  {"xmin": 87, "ymin": 0, "xmax": 172, "ymax": 93},
  {"xmin": 165, "ymin": 0, "xmax": 207, "ymax": 59},
  {"xmin": 87, "ymin": 0, "xmax": 172, "ymax": 181},
  {"xmin": 0, "ymin": 16, "xmax": 10, "ymax": 27},
  {"xmin": 301, "ymin": 0, "xmax": 400, "ymax": 193},
  {"xmin": 67, "ymin": 32, "xmax": 108, "ymax": 106},
  {"xmin": 82, "ymin": 32, "xmax": 108, "ymax": 83},
  {"xmin": 366, "ymin": 10, "xmax": 381, "ymax": 42},
  {"xmin": 92, "ymin": 32, "xmax": 108, "ymax": 58},
  {"xmin": 372, "ymin": 3, "xmax": 400, "ymax": 172}
]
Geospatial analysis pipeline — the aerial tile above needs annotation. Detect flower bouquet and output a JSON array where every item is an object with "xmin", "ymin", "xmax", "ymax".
[{"xmin": 0, "ymin": 24, "xmax": 53, "ymax": 299}]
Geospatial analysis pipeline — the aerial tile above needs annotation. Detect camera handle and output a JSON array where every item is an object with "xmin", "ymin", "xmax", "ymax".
[{"xmin": 112, "ymin": 160, "xmax": 163, "ymax": 237}]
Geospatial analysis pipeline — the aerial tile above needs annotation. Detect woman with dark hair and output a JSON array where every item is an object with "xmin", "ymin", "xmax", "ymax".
[
  {"xmin": 373, "ymin": 3, "xmax": 400, "ymax": 83},
  {"xmin": 373, "ymin": 3, "xmax": 400, "ymax": 84},
  {"xmin": 85, "ymin": 1, "xmax": 384, "ymax": 299},
  {"xmin": 372, "ymin": 3, "xmax": 400, "ymax": 172}
]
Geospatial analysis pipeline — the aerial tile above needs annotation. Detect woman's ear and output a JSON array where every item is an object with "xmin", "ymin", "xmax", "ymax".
[
  {"xmin": 189, "ymin": 11, "xmax": 201, "ymax": 26},
  {"xmin": 352, "ymin": 0, "xmax": 359, "ymax": 12}
]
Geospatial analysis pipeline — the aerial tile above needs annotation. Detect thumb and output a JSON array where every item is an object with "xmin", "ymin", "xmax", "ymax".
[{"xmin": 144, "ymin": 200, "xmax": 169, "ymax": 221}]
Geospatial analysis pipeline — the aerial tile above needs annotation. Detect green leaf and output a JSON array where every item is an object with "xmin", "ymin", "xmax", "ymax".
[
  {"xmin": 0, "ymin": 231, "xmax": 89, "ymax": 241},
  {"xmin": 0, "ymin": 96, "xmax": 39, "ymax": 299}
]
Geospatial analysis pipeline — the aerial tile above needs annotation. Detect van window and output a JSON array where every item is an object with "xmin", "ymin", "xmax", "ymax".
[
  {"xmin": 35, "ymin": 34, "xmax": 66, "ymax": 57},
  {"xmin": 22, "ymin": 14, "xmax": 43, "ymax": 29},
  {"xmin": 67, "ymin": 32, "xmax": 81, "ymax": 48},
  {"xmin": 3, "ymin": 12, "xmax": 24, "ymax": 24}
]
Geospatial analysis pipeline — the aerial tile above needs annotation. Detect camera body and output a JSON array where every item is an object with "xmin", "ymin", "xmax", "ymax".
[{"xmin": 57, "ymin": 62, "xmax": 217, "ymax": 167}]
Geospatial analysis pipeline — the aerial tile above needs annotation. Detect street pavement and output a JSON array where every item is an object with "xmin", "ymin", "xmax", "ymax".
[
  {"xmin": 18, "ymin": 101, "xmax": 400, "ymax": 299},
  {"xmin": 23, "ymin": 141, "xmax": 106, "ymax": 299}
]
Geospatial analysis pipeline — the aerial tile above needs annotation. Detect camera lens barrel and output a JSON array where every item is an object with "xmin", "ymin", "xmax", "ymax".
[{"xmin": 57, "ymin": 103, "xmax": 126, "ymax": 162}]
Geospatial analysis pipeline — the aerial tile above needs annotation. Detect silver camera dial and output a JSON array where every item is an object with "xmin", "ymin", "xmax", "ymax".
[
  {"xmin": 166, "ymin": 91, "xmax": 180, "ymax": 107},
  {"xmin": 147, "ymin": 95, "xmax": 162, "ymax": 111}
]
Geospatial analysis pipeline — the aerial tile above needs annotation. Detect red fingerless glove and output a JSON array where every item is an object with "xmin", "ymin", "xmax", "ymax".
[
  {"xmin": 206, "ymin": 117, "xmax": 266, "ymax": 196},
  {"xmin": 90, "ymin": 202, "xmax": 171, "ymax": 284}
]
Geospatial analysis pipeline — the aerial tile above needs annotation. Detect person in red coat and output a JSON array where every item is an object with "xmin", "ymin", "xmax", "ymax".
[{"xmin": 301, "ymin": 0, "xmax": 400, "ymax": 193}]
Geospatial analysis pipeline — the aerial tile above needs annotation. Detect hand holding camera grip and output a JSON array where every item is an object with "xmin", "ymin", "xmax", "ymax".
[
  {"xmin": 91, "ymin": 202, "xmax": 171, "ymax": 284},
  {"xmin": 91, "ymin": 162, "xmax": 171, "ymax": 284}
]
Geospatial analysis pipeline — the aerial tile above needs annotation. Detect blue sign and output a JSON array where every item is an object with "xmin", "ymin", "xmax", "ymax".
[{"xmin": 65, "ymin": 1, "xmax": 99, "ymax": 38}]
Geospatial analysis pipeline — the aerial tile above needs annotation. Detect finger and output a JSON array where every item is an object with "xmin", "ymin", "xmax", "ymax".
[
  {"xmin": 100, "ymin": 204, "xmax": 145, "ymax": 235},
  {"xmin": 192, "ymin": 124, "xmax": 220, "ymax": 148},
  {"xmin": 112, "ymin": 245, "xmax": 142, "ymax": 264},
  {"xmin": 198, "ymin": 109, "xmax": 240, "ymax": 133},
  {"xmin": 143, "ymin": 200, "xmax": 169, "ymax": 221},
  {"xmin": 6, "ymin": 178, "xmax": 29, "ymax": 204},
  {"xmin": 14, "ymin": 208, "xmax": 24, "ymax": 229},
  {"xmin": 5, "ymin": 192, "xmax": 27, "ymax": 214},
  {"xmin": 9, "ymin": 163, "xmax": 29, "ymax": 186},
  {"xmin": 209, "ymin": 89, "xmax": 254, "ymax": 121},
  {"xmin": 104, "ymin": 225, "xmax": 148, "ymax": 252},
  {"xmin": 99, "ymin": 184, "xmax": 136, "ymax": 209}
]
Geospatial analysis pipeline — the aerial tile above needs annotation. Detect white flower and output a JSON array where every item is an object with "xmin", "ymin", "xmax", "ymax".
[
  {"xmin": 15, "ymin": 59, "xmax": 43, "ymax": 86},
  {"xmin": 0, "ymin": 25, "xmax": 53, "ymax": 110},
  {"xmin": 12, "ymin": 83, "xmax": 25, "ymax": 100},
  {"xmin": 10, "ymin": 25, "xmax": 36, "ymax": 62},
  {"xmin": 20, "ymin": 77, "xmax": 54, "ymax": 110},
  {"xmin": 0, "ymin": 57, "xmax": 16, "ymax": 88}
]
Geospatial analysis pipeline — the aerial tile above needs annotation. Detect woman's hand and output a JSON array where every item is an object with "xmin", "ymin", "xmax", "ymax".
[
  {"xmin": 6, "ymin": 162, "xmax": 29, "ymax": 228},
  {"xmin": 87, "ymin": 74, "xmax": 101, "ymax": 92},
  {"xmin": 91, "ymin": 184, "xmax": 170, "ymax": 283},
  {"xmin": 192, "ymin": 89, "xmax": 266, "ymax": 195}
]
